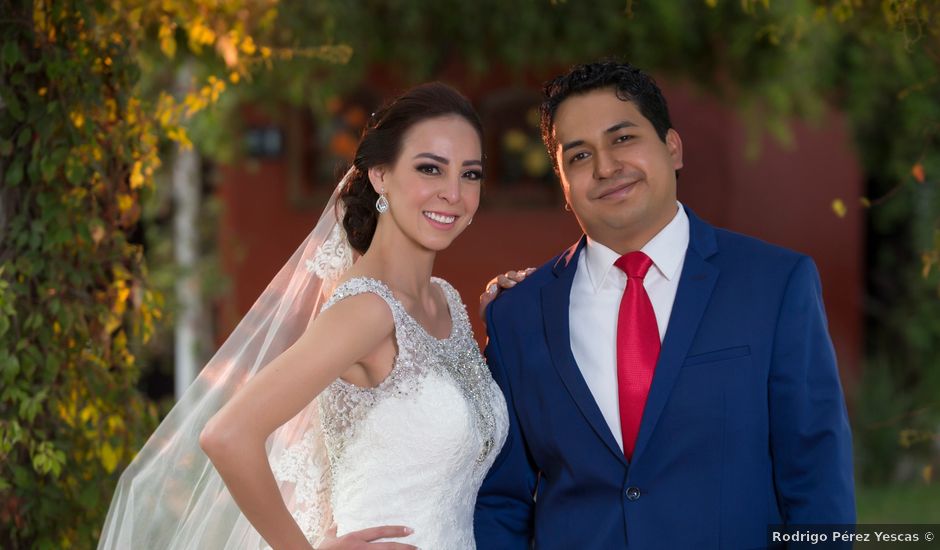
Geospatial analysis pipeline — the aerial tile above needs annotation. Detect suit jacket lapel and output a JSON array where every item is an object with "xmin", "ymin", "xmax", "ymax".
[
  {"xmin": 541, "ymin": 237, "xmax": 627, "ymax": 466},
  {"xmin": 631, "ymin": 207, "xmax": 719, "ymax": 462}
]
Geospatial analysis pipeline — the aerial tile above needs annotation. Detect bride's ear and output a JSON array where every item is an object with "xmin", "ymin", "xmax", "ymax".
[{"xmin": 367, "ymin": 166, "xmax": 387, "ymax": 194}]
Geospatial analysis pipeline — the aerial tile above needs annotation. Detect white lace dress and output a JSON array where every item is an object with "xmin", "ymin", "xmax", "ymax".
[{"xmin": 280, "ymin": 276, "xmax": 508, "ymax": 549}]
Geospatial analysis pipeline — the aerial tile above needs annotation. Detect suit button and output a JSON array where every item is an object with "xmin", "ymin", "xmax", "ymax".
[{"xmin": 625, "ymin": 487, "xmax": 641, "ymax": 501}]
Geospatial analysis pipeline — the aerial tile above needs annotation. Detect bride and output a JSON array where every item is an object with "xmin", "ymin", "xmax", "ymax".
[{"xmin": 98, "ymin": 83, "xmax": 510, "ymax": 549}]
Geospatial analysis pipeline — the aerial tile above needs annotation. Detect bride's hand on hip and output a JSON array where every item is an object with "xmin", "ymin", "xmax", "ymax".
[
  {"xmin": 318, "ymin": 524, "xmax": 416, "ymax": 549},
  {"xmin": 478, "ymin": 267, "xmax": 536, "ymax": 318}
]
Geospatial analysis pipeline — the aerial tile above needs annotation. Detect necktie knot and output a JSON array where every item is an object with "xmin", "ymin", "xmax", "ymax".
[{"xmin": 615, "ymin": 251, "xmax": 654, "ymax": 280}]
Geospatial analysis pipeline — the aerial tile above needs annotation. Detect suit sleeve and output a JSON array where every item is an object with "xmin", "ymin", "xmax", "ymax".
[
  {"xmin": 474, "ymin": 300, "xmax": 538, "ymax": 548},
  {"xmin": 769, "ymin": 257, "xmax": 856, "ymax": 524}
]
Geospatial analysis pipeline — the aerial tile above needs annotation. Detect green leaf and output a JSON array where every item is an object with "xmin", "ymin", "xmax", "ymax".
[
  {"xmin": 0, "ymin": 139, "xmax": 11, "ymax": 156},
  {"xmin": 2, "ymin": 41, "xmax": 20, "ymax": 68},
  {"xmin": 40, "ymin": 155, "xmax": 59, "ymax": 182},
  {"xmin": 2, "ymin": 91, "xmax": 24, "ymax": 121},
  {"xmin": 77, "ymin": 481, "xmax": 100, "ymax": 509},
  {"xmin": 11, "ymin": 464, "xmax": 30, "ymax": 486},
  {"xmin": 5, "ymin": 158, "xmax": 24, "ymax": 186},
  {"xmin": 16, "ymin": 127, "xmax": 32, "ymax": 148},
  {"xmin": 0, "ymin": 351, "xmax": 20, "ymax": 383},
  {"xmin": 65, "ymin": 158, "xmax": 85, "ymax": 184}
]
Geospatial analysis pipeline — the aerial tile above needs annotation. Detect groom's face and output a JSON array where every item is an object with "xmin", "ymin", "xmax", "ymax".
[{"xmin": 551, "ymin": 87, "xmax": 683, "ymax": 252}]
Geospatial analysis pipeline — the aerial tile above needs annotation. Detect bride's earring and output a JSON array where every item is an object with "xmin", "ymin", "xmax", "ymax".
[{"xmin": 375, "ymin": 189, "xmax": 389, "ymax": 213}]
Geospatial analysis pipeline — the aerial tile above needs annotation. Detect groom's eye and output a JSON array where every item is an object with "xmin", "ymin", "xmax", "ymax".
[{"xmin": 569, "ymin": 151, "xmax": 589, "ymax": 164}]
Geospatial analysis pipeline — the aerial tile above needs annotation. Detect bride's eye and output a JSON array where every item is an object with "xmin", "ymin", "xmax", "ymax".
[
  {"xmin": 417, "ymin": 164, "xmax": 442, "ymax": 175},
  {"xmin": 462, "ymin": 170, "xmax": 483, "ymax": 181}
]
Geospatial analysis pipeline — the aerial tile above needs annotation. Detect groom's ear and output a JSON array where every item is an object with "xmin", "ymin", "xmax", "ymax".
[
  {"xmin": 367, "ymin": 165, "xmax": 387, "ymax": 194},
  {"xmin": 666, "ymin": 128, "xmax": 683, "ymax": 171}
]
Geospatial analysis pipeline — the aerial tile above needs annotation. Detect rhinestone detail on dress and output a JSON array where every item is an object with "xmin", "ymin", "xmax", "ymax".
[{"xmin": 317, "ymin": 276, "xmax": 504, "ymax": 471}]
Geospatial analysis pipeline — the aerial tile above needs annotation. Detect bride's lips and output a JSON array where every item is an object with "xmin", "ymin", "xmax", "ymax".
[
  {"xmin": 423, "ymin": 210, "xmax": 460, "ymax": 230},
  {"xmin": 595, "ymin": 179, "xmax": 641, "ymax": 200}
]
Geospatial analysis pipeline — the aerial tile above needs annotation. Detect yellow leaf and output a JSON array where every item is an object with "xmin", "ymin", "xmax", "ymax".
[
  {"xmin": 923, "ymin": 252, "xmax": 936, "ymax": 279},
  {"xmin": 117, "ymin": 193, "xmax": 134, "ymax": 214},
  {"xmin": 524, "ymin": 148, "xmax": 550, "ymax": 177},
  {"xmin": 103, "ymin": 312, "xmax": 121, "ymax": 334},
  {"xmin": 229, "ymin": 71, "xmax": 240, "ymax": 84},
  {"xmin": 924, "ymin": 464, "xmax": 933, "ymax": 484},
  {"xmin": 859, "ymin": 197, "xmax": 871, "ymax": 208},
  {"xmin": 80, "ymin": 404, "xmax": 99, "ymax": 424},
  {"xmin": 831, "ymin": 198, "xmax": 847, "ymax": 218},
  {"xmin": 107, "ymin": 414, "xmax": 126, "ymax": 432},
  {"xmin": 160, "ymin": 33, "xmax": 176, "ymax": 58},
  {"xmin": 114, "ymin": 283, "xmax": 130, "ymax": 316},
  {"xmin": 130, "ymin": 160, "xmax": 144, "ymax": 189},
  {"xmin": 502, "ymin": 129, "xmax": 528, "ymax": 152},
  {"xmin": 70, "ymin": 111, "xmax": 85, "ymax": 129},
  {"xmin": 105, "ymin": 98, "xmax": 117, "ymax": 123},
  {"xmin": 240, "ymin": 35, "xmax": 257, "ymax": 56},
  {"xmin": 705, "ymin": 0, "xmax": 718, "ymax": 6},
  {"xmin": 99, "ymin": 442, "xmax": 120, "ymax": 474}
]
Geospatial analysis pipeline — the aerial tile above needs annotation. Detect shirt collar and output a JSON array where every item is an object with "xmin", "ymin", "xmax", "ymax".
[{"xmin": 583, "ymin": 202, "xmax": 690, "ymax": 292}]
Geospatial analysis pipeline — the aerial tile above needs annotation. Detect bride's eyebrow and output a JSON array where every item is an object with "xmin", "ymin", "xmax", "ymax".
[
  {"xmin": 414, "ymin": 152, "xmax": 449, "ymax": 164},
  {"xmin": 413, "ymin": 153, "xmax": 482, "ymax": 167}
]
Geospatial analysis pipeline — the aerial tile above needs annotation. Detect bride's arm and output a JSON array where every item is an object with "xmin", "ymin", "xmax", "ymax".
[{"xmin": 200, "ymin": 293, "xmax": 412, "ymax": 550}]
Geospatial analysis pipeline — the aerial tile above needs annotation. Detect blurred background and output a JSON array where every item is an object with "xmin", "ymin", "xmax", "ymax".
[{"xmin": 1, "ymin": 0, "xmax": 938, "ymax": 547}]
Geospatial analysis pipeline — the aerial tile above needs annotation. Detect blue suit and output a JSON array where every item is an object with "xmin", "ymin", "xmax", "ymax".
[{"xmin": 474, "ymin": 207, "xmax": 855, "ymax": 549}]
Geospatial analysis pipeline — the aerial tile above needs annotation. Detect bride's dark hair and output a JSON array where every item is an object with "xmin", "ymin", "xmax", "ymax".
[{"xmin": 339, "ymin": 82, "xmax": 483, "ymax": 254}]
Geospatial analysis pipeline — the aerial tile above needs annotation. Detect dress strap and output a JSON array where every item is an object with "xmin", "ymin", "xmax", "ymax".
[
  {"xmin": 430, "ymin": 276, "xmax": 468, "ymax": 330},
  {"xmin": 321, "ymin": 277, "xmax": 405, "ymax": 325}
]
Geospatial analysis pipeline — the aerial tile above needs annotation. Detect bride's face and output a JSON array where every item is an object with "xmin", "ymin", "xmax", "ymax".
[{"xmin": 371, "ymin": 115, "xmax": 483, "ymax": 252}]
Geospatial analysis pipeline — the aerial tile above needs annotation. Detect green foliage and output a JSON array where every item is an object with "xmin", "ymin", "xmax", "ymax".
[
  {"xmin": 0, "ymin": 0, "xmax": 321, "ymax": 546},
  {"xmin": 0, "ymin": 2, "xmax": 164, "ymax": 546}
]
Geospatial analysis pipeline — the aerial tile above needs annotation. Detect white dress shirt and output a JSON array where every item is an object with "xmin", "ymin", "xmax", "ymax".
[{"xmin": 569, "ymin": 203, "xmax": 690, "ymax": 451}]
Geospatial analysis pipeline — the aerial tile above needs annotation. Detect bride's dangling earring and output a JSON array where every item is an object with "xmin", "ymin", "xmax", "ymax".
[{"xmin": 375, "ymin": 189, "xmax": 389, "ymax": 213}]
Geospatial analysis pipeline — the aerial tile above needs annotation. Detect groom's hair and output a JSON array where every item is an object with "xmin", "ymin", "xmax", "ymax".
[{"xmin": 539, "ymin": 60, "xmax": 673, "ymax": 174}]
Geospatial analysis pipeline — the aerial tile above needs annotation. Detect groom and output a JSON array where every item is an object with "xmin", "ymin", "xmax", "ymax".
[{"xmin": 474, "ymin": 60, "xmax": 855, "ymax": 548}]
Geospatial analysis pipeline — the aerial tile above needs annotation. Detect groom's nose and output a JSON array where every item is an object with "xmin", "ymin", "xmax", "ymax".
[{"xmin": 594, "ymin": 148, "xmax": 623, "ymax": 180}]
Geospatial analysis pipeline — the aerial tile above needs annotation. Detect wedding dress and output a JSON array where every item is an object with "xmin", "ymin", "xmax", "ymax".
[{"xmin": 275, "ymin": 277, "xmax": 508, "ymax": 548}]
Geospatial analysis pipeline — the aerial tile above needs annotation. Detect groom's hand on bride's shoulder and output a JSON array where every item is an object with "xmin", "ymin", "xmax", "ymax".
[
  {"xmin": 317, "ymin": 523, "xmax": 416, "ymax": 550},
  {"xmin": 478, "ymin": 267, "xmax": 536, "ymax": 319}
]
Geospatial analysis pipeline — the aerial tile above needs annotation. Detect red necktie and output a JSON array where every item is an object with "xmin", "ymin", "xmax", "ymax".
[{"xmin": 614, "ymin": 251, "xmax": 660, "ymax": 460}]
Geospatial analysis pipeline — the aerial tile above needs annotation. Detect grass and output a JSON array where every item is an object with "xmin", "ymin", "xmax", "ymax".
[{"xmin": 856, "ymin": 483, "xmax": 940, "ymax": 524}]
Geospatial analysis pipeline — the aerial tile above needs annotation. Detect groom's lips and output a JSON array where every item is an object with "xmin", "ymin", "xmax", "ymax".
[{"xmin": 595, "ymin": 179, "xmax": 641, "ymax": 200}]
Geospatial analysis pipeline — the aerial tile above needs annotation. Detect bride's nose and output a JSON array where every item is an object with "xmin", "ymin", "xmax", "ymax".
[{"xmin": 438, "ymin": 176, "xmax": 460, "ymax": 203}]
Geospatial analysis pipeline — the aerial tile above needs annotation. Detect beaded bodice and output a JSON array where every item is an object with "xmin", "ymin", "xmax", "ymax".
[{"xmin": 315, "ymin": 276, "xmax": 508, "ymax": 548}]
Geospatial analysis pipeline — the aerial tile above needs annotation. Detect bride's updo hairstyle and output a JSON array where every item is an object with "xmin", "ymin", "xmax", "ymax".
[{"xmin": 339, "ymin": 82, "xmax": 483, "ymax": 254}]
